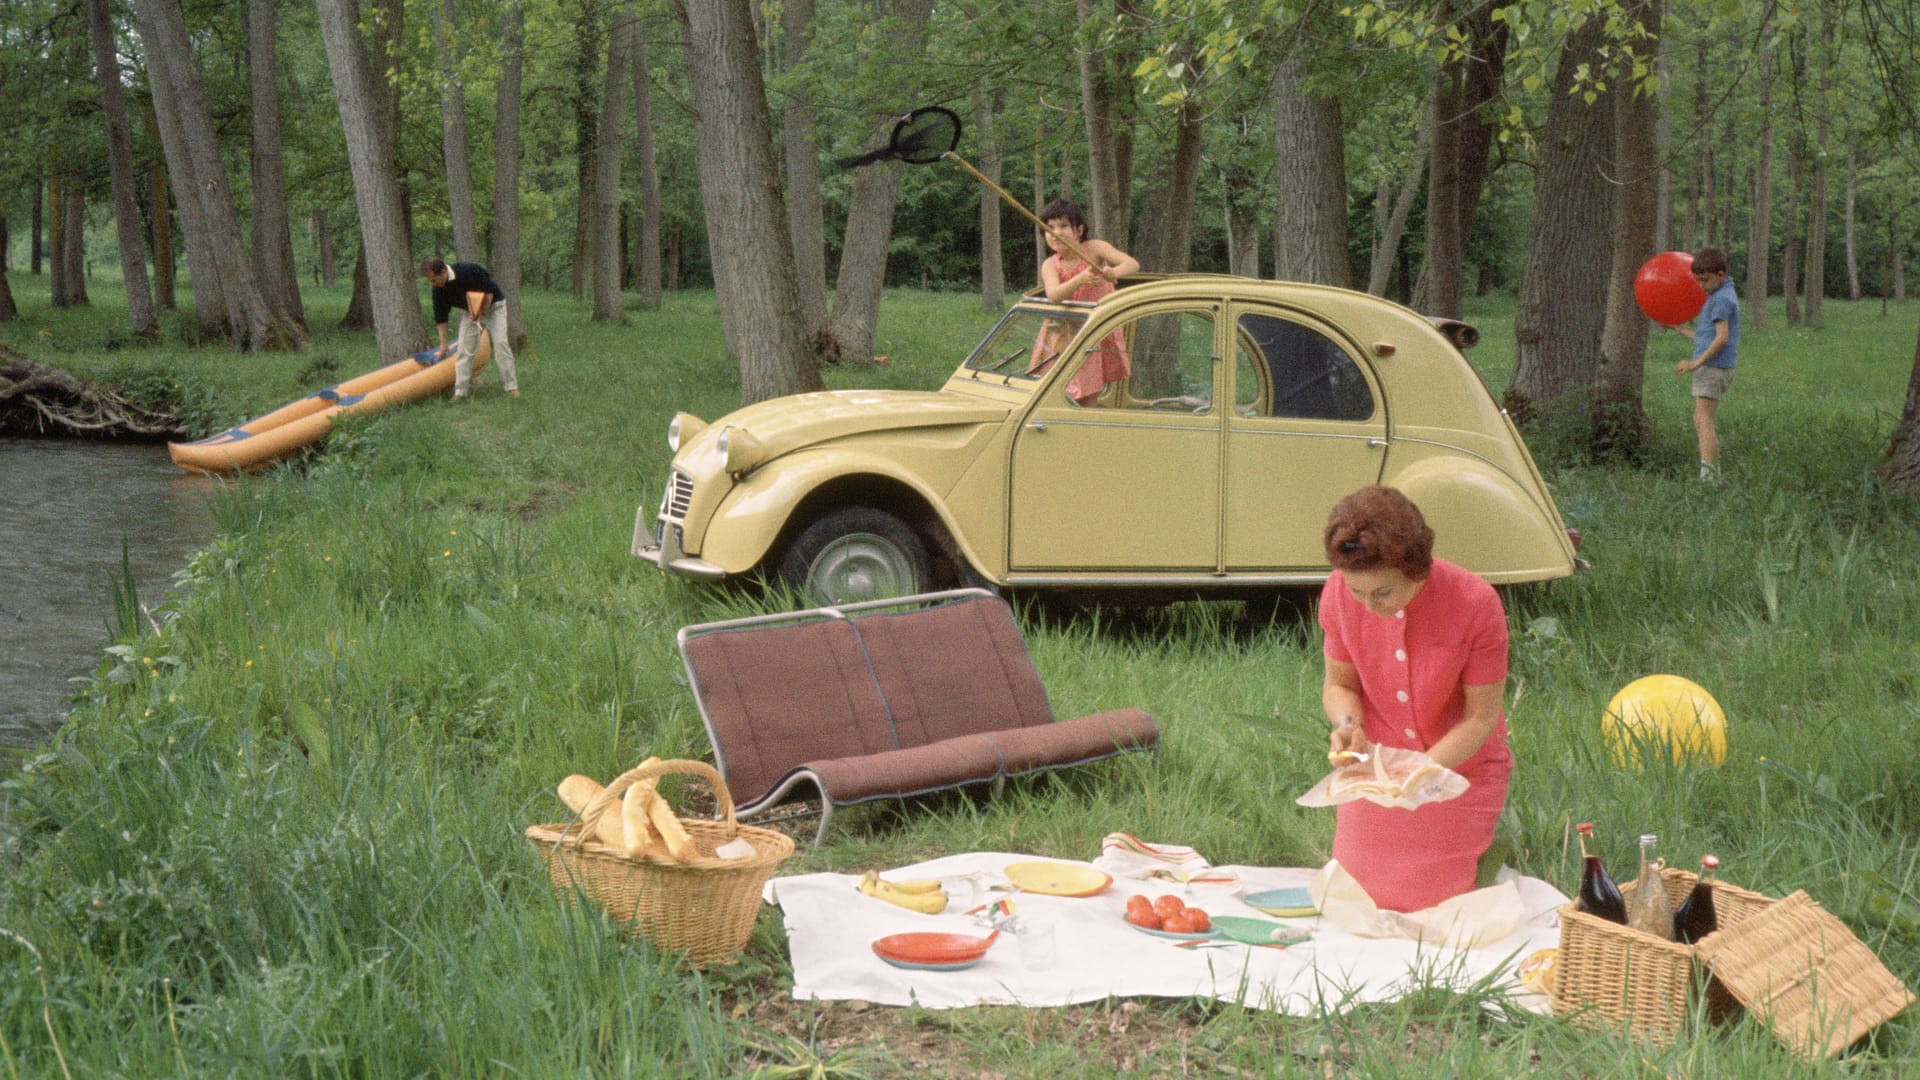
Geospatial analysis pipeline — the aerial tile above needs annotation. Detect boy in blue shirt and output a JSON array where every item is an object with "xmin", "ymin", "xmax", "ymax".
[{"xmin": 1665, "ymin": 247, "xmax": 1738, "ymax": 481}]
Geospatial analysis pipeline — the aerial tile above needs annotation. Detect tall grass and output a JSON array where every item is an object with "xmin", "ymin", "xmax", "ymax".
[{"xmin": 3, "ymin": 275, "xmax": 1917, "ymax": 1075}]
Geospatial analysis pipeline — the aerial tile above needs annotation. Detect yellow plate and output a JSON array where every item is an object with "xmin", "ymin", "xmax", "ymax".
[{"xmin": 1004, "ymin": 861, "xmax": 1112, "ymax": 897}]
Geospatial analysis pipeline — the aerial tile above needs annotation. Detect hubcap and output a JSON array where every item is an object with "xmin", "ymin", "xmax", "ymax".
[{"xmin": 807, "ymin": 532, "xmax": 915, "ymax": 604}]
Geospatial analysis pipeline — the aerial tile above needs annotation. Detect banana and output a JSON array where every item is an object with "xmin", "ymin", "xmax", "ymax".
[
  {"xmin": 885, "ymin": 877, "xmax": 945, "ymax": 895},
  {"xmin": 857, "ymin": 870, "xmax": 949, "ymax": 914}
]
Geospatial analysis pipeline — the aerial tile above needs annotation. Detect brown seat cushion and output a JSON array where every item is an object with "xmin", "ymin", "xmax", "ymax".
[
  {"xmin": 984, "ymin": 708, "xmax": 1160, "ymax": 774},
  {"xmin": 681, "ymin": 618, "xmax": 896, "ymax": 809},
  {"xmin": 853, "ymin": 595, "xmax": 1055, "ymax": 745},
  {"xmin": 798, "ymin": 734, "xmax": 1006, "ymax": 805}
]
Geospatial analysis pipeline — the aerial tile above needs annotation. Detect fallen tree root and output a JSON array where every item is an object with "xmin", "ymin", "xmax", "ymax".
[{"xmin": 0, "ymin": 347, "xmax": 181, "ymax": 439}]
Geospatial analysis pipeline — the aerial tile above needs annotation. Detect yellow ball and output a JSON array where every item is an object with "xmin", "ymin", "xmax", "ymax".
[{"xmin": 1602, "ymin": 675, "xmax": 1728, "ymax": 767}]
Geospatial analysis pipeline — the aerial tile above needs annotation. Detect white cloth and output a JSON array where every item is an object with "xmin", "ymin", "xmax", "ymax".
[
  {"xmin": 1091, "ymin": 833, "xmax": 1235, "ymax": 884},
  {"xmin": 764, "ymin": 852, "xmax": 1566, "ymax": 1013}
]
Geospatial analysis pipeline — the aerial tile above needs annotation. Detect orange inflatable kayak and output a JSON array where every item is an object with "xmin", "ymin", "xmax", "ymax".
[{"xmin": 168, "ymin": 333, "xmax": 491, "ymax": 475}]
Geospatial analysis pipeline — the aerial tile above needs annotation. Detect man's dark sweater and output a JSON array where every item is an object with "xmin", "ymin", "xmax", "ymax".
[{"xmin": 431, "ymin": 262, "xmax": 507, "ymax": 327}]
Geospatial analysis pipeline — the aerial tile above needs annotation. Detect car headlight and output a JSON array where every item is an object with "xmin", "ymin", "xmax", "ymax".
[
  {"xmin": 717, "ymin": 427, "xmax": 764, "ymax": 474},
  {"xmin": 668, "ymin": 412, "xmax": 706, "ymax": 453}
]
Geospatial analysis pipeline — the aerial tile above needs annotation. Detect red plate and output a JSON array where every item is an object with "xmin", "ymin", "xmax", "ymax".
[{"xmin": 872, "ymin": 931, "xmax": 999, "ymax": 970}]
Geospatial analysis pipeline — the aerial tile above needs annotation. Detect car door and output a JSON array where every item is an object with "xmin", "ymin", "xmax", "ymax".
[
  {"xmin": 1222, "ymin": 305, "xmax": 1388, "ymax": 569},
  {"xmin": 1008, "ymin": 303, "xmax": 1224, "ymax": 572}
]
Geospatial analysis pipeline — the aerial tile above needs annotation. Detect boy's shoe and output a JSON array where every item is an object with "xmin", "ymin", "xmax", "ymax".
[
  {"xmin": 452, "ymin": 390, "xmax": 468, "ymax": 402},
  {"xmin": 508, "ymin": 389, "xmax": 521, "ymax": 398},
  {"xmin": 1699, "ymin": 461, "xmax": 1724, "ymax": 486}
]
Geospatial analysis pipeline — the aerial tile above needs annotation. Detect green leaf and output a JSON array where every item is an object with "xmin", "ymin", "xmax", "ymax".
[{"xmin": 287, "ymin": 699, "xmax": 332, "ymax": 771}]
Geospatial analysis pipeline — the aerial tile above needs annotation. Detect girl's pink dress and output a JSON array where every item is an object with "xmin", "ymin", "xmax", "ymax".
[
  {"xmin": 1317, "ymin": 559, "xmax": 1513, "ymax": 911},
  {"xmin": 1031, "ymin": 254, "xmax": 1131, "ymax": 401}
]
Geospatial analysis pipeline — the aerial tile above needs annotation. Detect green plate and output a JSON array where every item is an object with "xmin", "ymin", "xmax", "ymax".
[
  {"xmin": 1211, "ymin": 916, "xmax": 1313, "ymax": 946},
  {"xmin": 1243, "ymin": 887, "xmax": 1318, "ymax": 918}
]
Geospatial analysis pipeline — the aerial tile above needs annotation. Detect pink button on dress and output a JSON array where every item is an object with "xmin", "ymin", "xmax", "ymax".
[{"xmin": 1318, "ymin": 559, "xmax": 1513, "ymax": 911}]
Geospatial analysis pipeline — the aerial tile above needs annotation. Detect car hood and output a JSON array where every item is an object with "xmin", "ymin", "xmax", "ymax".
[{"xmin": 684, "ymin": 390, "xmax": 1011, "ymax": 460}]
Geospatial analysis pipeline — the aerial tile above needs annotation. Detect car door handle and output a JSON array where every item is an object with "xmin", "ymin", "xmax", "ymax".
[
  {"xmin": 1026, "ymin": 422, "xmax": 1048, "ymax": 432},
  {"xmin": 1367, "ymin": 438, "xmax": 1386, "ymax": 449}
]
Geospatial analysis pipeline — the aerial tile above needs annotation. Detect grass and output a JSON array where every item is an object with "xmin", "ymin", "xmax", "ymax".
[{"xmin": 3, "ymin": 272, "xmax": 1918, "ymax": 1076}]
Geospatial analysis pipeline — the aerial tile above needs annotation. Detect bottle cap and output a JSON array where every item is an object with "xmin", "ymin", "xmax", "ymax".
[
  {"xmin": 1639, "ymin": 833, "xmax": 1658, "ymax": 843},
  {"xmin": 1576, "ymin": 822, "xmax": 1593, "ymax": 836},
  {"xmin": 1701, "ymin": 854, "xmax": 1719, "ymax": 871}
]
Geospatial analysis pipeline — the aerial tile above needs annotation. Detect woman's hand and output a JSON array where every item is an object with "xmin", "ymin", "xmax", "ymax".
[{"xmin": 1328, "ymin": 718, "xmax": 1369, "ymax": 759}]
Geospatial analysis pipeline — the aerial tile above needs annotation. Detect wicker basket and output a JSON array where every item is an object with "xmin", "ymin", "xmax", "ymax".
[
  {"xmin": 1551, "ymin": 865, "xmax": 1774, "ymax": 1042},
  {"xmin": 525, "ymin": 758, "xmax": 795, "ymax": 966}
]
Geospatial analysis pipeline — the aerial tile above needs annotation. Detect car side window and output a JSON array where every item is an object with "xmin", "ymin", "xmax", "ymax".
[
  {"xmin": 1074, "ymin": 309, "xmax": 1214, "ymax": 413},
  {"xmin": 1234, "ymin": 312, "xmax": 1373, "ymax": 421}
]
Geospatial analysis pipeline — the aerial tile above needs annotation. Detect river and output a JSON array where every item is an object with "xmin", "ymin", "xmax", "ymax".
[{"xmin": 0, "ymin": 438, "xmax": 216, "ymax": 750}]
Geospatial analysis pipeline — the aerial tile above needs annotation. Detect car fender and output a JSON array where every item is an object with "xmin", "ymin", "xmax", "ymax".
[
  {"xmin": 694, "ymin": 450, "xmax": 987, "ymax": 578},
  {"xmin": 1385, "ymin": 455, "xmax": 1577, "ymax": 583}
]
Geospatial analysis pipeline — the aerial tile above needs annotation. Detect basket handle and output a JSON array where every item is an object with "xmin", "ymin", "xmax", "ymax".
[{"xmin": 577, "ymin": 758, "xmax": 738, "ymax": 844}]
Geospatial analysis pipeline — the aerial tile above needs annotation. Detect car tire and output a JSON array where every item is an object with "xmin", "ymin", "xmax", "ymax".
[{"xmin": 778, "ymin": 507, "xmax": 933, "ymax": 606}]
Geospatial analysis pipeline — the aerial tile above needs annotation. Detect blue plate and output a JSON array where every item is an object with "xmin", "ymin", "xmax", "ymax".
[
  {"xmin": 875, "ymin": 953, "xmax": 985, "ymax": 972},
  {"xmin": 1244, "ymin": 887, "xmax": 1318, "ymax": 918}
]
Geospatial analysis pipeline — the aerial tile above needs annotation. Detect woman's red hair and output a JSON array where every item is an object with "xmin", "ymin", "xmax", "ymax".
[{"xmin": 1323, "ymin": 486, "xmax": 1434, "ymax": 580}]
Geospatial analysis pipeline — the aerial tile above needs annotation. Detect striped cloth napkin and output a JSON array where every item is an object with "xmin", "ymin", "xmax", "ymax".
[{"xmin": 1093, "ymin": 832, "xmax": 1238, "ymax": 884}]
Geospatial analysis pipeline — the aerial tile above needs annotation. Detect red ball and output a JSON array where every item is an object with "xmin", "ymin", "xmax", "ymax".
[{"xmin": 1634, "ymin": 251, "xmax": 1707, "ymax": 327}]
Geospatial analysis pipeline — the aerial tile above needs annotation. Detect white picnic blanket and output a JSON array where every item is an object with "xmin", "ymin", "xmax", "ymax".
[{"xmin": 764, "ymin": 852, "xmax": 1567, "ymax": 1013}]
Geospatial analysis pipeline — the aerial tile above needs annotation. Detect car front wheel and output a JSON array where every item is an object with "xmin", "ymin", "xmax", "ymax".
[{"xmin": 777, "ymin": 507, "xmax": 932, "ymax": 606}]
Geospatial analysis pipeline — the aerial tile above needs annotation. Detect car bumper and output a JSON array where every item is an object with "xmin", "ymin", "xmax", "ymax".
[{"xmin": 632, "ymin": 505, "xmax": 726, "ymax": 581}]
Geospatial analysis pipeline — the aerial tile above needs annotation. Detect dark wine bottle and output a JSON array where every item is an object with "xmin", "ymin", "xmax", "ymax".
[
  {"xmin": 1673, "ymin": 854, "xmax": 1721, "ymax": 944},
  {"xmin": 1575, "ymin": 822, "xmax": 1627, "ymax": 924}
]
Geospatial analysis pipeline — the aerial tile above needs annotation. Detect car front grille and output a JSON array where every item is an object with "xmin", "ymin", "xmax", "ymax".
[{"xmin": 663, "ymin": 470, "xmax": 695, "ymax": 520}]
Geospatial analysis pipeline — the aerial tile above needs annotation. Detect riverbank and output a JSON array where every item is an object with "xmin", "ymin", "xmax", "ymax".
[{"xmin": 2, "ymin": 283, "xmax": 1917, "ymax": 1074}]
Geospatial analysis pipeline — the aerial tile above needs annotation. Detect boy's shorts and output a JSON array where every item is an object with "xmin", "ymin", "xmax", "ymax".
[{"xmin": 1692, "ymin": 365, "xmax": 1735, "ymax": 400}]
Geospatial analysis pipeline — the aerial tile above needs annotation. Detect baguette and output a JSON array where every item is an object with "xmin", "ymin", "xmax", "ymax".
[
  {"xmin": 556, "ymin": 774, "xmax": 627, "ymax": 848},
  {"xmin": 620, "ymin": 758, "xmax": 664, "ymax": 858},
  {"xmin": 646, "ymin": 791, "xmax": 699, "ymax": 862}
]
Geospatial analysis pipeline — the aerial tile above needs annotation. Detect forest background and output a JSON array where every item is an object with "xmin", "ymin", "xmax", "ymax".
[{"xmin": 3, "ymin": 0, "xmax": 1920, "ymax": 481}]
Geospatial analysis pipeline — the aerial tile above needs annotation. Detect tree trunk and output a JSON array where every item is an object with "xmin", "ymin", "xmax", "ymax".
[
  {"xmin": 1452, "ymin": 4, "xmax": 1508, "ymax": 279},
  {"xmin": 1843, "ymin": 148, "xmax": 1860, "ymax": 301},
  {"xmin": 245, "ymin": 0, "xmax": 305, "ymax": 331},
  {"xmin": 316, "ymin": 0, "xmax": 428, "ymax": 360},
  {"xmin": 1076, "ymin": 0, "xmax": 1136, "ymax": 243},
  {"xmin": 1367, "ymin": 98, "xmax": 1429, "ymax": 296},
  {"xmin": 630, "ymin": 26, "xmax": 662, "ymax": 309},
  {"xmin": 1884, "ymin": 322, "xmax": 1920, "ymax": 491},
  {"xmin": 1416, "ymin": 61, "xmax": 1464, "ymax": 317},
  {"xmin": 591, "ymin": 10, "xmax": 630, "ymax": 322},
  {"xmin": 48, "ymin": 175, "xmax": 68, "ymax": 305},
  {"xmin": 1894, "ymin": 211, "xmax": 1907, "ymax": 302},
  {"xmin": 492, "ymin": 0, "xmax": 530, "ymax": 352},
  {"xmin": 1804, "ymin": 9, "xmax": 1831, "ymax": 328},
  {"xmin": 54, "ymin": 172, "xmax": 90, "ymax": 308},
  {"xmin": 570, "ymin": 0, "xmax": 602, "ymax": 300},
  {"xmin": 1745, "ymin": 40, "xmax": 1773, "ymax": 330},
  {"xmin": 1654, "ymin": 41, "xmax": 1673, "ymax": 252},
  {"xmin": 1271, "ymin": 48, "xmax": 1349, "ymax": 287},
  {"xmin": 134, "ymin": 0, "xmax": 301, "ymax": 349},
  {"xmin": 1592, "ymin": 0, "xmax": 1661, "ymax": 460},
  {"xmin": 677, "ymin": 0, "xmax": 818, "ymax": 402},
  {"xmin": 0, "ymin": 219, "xmax": 16, "ymax": 321},
  {"xmin": 86, "ymin": 0, "xmax": 159, "ymax": 339},
  {"xmin": 146, "ymin": 141, "xmax": 175, "ymax": 309},
  {"xmin": 781, "ymin": 0, "xmax": 826, "ymax": 328},
  {"xmin": 315, "ymin": 208, "xmax": 336, "ymax": 286},
  {"xmin": 977, "ymin": 89, "xmax": 1006, "ymax": 310},
  {"xmin": 31, "ymin": 180, "xmax": 42, "ymax": 277},
  {"xmin": 431, "ymin": 0, "xmax": 482, "ymax": 261},
  {"xmin": 142, "ymin": 23, "xmax": 223, "ymax": 336},
  {"xmin": 1152, "ymin": 96, "xmax": 1205, "ymax": 274},
  {"xmin": 814, "ymin": 0, "xmax": 933, "ymax": 365},
  {"xmin": 1506, "ymin": 17, "xmax": 1614, "ymax": 422}
]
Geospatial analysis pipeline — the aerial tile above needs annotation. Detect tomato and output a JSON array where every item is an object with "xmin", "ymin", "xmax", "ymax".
[
  {"xmin": 1124, "ymin": 908, "xmax": 1163, "ymax": 931},
  {"xmin": 1152, "ymin": 894, "xmax": 1185, "ymax": 918},
  {"xmin": 1125, "ymin": 894, "xmax": 1154, "ymax": 916},
  {"xmin": 1162, "ymin": 912, "xmax": 1195, "ymax": 934},
  {"xmin": 1184, "ymin": 908, "xmax": 1211, "ymax": 932}
]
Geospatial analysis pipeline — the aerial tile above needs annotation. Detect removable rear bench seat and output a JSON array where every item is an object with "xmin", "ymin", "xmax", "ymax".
[{"xmin": 677, "ymin": 589, "xmax": 1160, "ymax": 842}]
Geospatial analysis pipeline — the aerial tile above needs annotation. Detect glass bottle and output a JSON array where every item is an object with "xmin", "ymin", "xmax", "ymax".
[
  {"xmin": 1625, "ymin": 833, "xmax": 1674, "ymax": 940},
  {"xmin": 1575, "ymin": 822, "xmax": 1627, "ymax": 924},
  {"xmin": 1672, "ymin": 854, "xmax": 1721, "ymax": 944}
]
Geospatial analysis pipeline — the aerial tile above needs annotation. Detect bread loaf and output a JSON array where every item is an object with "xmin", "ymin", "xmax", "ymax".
[
  {"xmin": 620, "ymin": 757, "xmax": 664, "ymax": 858},
  {"xmin": 556, "ymin": 774, "xmax": 627, "ymax": 848},
  {"xmin": 646, "ymin": 792, "xmax": 699, "ymax": 861}
]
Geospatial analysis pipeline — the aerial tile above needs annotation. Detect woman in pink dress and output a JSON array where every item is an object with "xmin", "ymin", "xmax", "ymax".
[
  {"xmin": 1318, "ymin": 486, "xmax": 1513, "ymax": 912},
  {"xmin": 1031, "ymin": 199, "xmax": 1138, "ymax": 404}
]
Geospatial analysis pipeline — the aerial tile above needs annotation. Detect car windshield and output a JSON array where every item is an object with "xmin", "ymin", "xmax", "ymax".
[{"xmin": 961, "ymin": 307, "xmax": 1088, "ymax": 382}]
